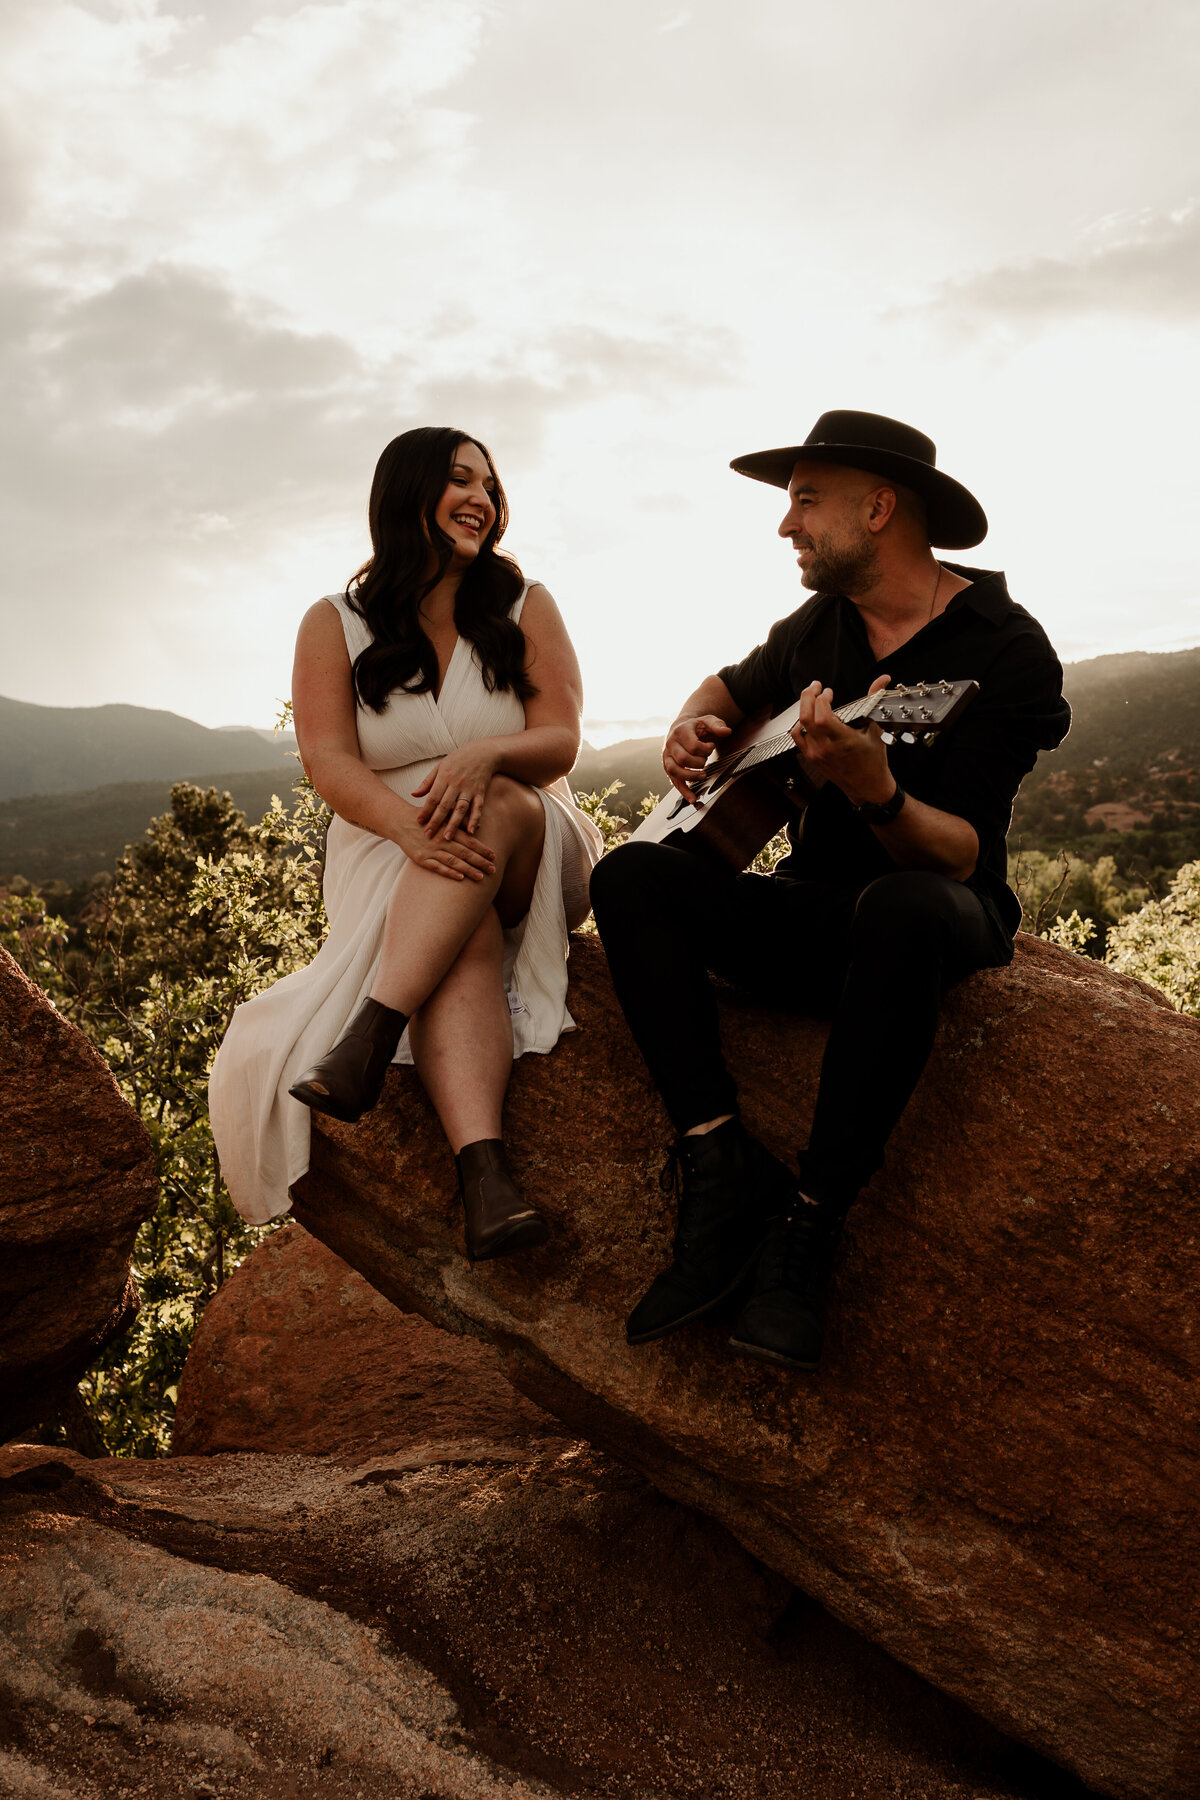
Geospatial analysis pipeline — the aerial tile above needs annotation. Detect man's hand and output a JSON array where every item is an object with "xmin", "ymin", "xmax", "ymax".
[
  {"xmin": 663, "ymin": 713, "xmax": 731, "ymax": 801},
  {"xmin": 790, "ymin": 674, "xmax": 896, "ymax": 807}
]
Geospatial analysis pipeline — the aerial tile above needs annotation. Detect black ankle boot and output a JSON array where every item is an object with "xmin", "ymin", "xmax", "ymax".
[
  {"xmin": 727, "ymin": 1199, "xmax": 847, "ymax": 1371},
  {"xmin": 288, "ymin": 998, "xmax": 408, "ymax": 1123},
  {"xmin": 456, "ymin": 1139, "xmax": 550, "ymax": 1263},
  {"xmin": 625, "ymin": 1118, "xmax": 796, "ymax": 1345}
]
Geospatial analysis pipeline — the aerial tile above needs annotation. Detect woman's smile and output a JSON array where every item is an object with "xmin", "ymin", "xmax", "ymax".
[{"xmin": 435, "ymin": 441, "xmax": 497, "ymax": 555}]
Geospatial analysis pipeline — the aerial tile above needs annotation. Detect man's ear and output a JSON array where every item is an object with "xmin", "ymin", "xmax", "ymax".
[{"xmin": 865, "ymin": 484, "xmax": 898, "ymax": 534}]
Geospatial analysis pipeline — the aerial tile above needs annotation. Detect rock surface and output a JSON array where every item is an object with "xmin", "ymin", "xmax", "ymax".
[
  {"xmin": 0, "ymin": 1218, "xmax": 1099, "ymax": 1796},
  {"xmin": 173, "ymin": 1224, "xmax": 559, "ymax": 1463},
  {"xmin": 0, "ymin": 1428, "xmax": 1096, "ymax": 1800},
  {"xmin": 290, "ymin": 932, "xmax": 1200, "ymax": 1800},
  {"xmin": 0, "ymin": 945, "xmax": 158, "ymax": 1442}
]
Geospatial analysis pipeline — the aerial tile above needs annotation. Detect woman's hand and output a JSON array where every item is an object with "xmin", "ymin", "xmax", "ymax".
[
  {"xmin": 395, "ymin": 814, "xmax": 497, "ymax": 883},
  {"xmin": 413, "ymin": 742, "xmax": 500, "ymax": 840}
]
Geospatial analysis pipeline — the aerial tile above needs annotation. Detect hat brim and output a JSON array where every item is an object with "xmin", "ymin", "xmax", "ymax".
[{"xmin": 730, "ymin": 443, "xmax": 987, "ymax": 551}]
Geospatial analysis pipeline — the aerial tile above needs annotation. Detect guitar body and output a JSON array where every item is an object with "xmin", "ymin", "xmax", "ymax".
[
  {"xmin": 628, "ymin": 680, "xmax": 978, "ymax": 871},
  {"xmin": 631, "ymin": 702, "xmax": 816, "ymax": 868}
]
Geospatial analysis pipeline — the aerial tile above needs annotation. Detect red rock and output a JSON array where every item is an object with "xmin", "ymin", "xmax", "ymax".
[
  {"xmin": 173, "ymin": 1222, "xmax": 559, "ymax": 1460},
  {"xmin": 291, "ymin": 931, "xmax": 1200, "ymax": 1800},
  {"xmin": 0, "ymin": 946, "xmax": 158, "ymax": 1441},
  {"xmin": 0, "ymin": 1439, "xmax": 1091, "ymax": 1799}
]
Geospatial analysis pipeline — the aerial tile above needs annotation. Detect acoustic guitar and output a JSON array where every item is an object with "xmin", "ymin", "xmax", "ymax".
[{"xmin": 628, "ymin": 679, "xmax": 979, "ymax": 870}]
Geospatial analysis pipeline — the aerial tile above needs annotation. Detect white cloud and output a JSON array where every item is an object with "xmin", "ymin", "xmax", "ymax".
[
  {"xmin": 0, "ymin": 250, "xmax": 736, "ymax": 719},
  {"xmin": 926, "ymin": 202, "xmax": 1200, "ymax": 330},
  {"xmin": 0, "ymin": 0, "xmax": 489, "ymax": 311},
  {"xmin": 1, "ymin": 0, "xmax": 1198, "ymax": 728}
]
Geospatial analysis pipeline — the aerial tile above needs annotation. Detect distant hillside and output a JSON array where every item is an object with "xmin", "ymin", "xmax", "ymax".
[
  {"xmin": 575, "ymin": 646, "xmax": 1200, "ymax": 803},
  {"xmin": 1049, "ymin": 646, "xmax": 1200, "ymax": 769},
  {"xmin": 0, "ymin": 695, "xmax": 295, "ymax": 801},
  {"xmin": 1010, "ymin": 648, "xmax": 1200, "ymax": 881},
  {"xmin": 4, "ymin": 645, "xmax": 1200, "ymax": 886},
  {"xmin": 0, "ymin": 770, "xmax": 297, "ymax": 885},
  {"xmin": 572, "ymin": 738, "xmax": 667, "ymax": 815},
  {"xmin": 572, "ymin": 646, "xmax": 1200, "ymax": 885}
]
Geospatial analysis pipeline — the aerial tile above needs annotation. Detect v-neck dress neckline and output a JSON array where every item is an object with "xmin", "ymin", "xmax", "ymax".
[{"xmin": 432, "ymin": 633, "xmax": 466, "ymax": 708}]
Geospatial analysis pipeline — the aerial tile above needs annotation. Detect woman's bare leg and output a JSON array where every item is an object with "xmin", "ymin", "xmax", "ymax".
[
  {"xmin": 369, "ymin": 775, "xmax": 545, "ymax": 1014},
  {"xmin": 407, "ymin": 907, "xmax": 513, "ymax": 1152}
]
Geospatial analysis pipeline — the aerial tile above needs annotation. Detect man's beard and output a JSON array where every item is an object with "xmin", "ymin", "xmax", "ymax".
[{"xmin": 797, "ymin": 526, "xmax": 879, "ymax": 595}]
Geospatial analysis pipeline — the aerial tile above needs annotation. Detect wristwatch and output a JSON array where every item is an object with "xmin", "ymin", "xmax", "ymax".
[{"xmin": 854, "ymin": 783, "xmax": 906, "ymax": 825}]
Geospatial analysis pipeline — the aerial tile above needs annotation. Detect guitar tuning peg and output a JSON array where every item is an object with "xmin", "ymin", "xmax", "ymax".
[
  {"xmin": 900, "ymin": 731, "xmax": 916, "ymax": 744},
  {"xmin": 880, "ymin": 731, "xmax": 895, "ymax": 746}
]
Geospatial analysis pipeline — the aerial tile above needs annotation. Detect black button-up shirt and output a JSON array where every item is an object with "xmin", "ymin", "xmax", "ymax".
[{"xmin": 716, "ymin": 566, "xmax": 1072, "ymax": 944}]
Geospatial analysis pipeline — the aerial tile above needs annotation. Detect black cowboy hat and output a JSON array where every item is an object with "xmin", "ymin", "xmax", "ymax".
[{"xmin": 730, "ymin": 409, "xmax": 987, "ymax": 550}]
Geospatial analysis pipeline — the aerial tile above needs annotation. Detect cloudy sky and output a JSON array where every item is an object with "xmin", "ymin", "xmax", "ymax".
[{"xmin": 3, "ymin": 0, "xmax": 1198, "ymax": 739}]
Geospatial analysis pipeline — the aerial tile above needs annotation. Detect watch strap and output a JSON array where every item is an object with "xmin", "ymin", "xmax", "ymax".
[{"xmin": 854, "ymin": 783, "xmax": 906, "ymax": 825}]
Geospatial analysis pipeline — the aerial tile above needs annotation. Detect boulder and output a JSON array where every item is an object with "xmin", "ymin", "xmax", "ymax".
[
  {"xmin": 0, "ymin": 945, "xmax": 158, "ymax": 1441},
  {"xmin": 291, "ymin": 932, "xmax": 1200, "ymax": 1800},
  {"xmin": 173, "ymin": 1222, "xmax": 560, "ymax": 1461},
  {"xmin": 0, "ymin": 1436, "xmax": 1092, "ymax": 1800}
]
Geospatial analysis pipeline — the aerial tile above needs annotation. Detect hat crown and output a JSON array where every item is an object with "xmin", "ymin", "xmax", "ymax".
[
  {"xmin": 804, "ymin": 410, "xmax": 937, "ymax": 471},
  {"xmin": 729, "ymin": 408, "xmax": 986, "ymax": 548}
]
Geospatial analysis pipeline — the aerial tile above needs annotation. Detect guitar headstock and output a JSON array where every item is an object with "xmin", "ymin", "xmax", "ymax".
[{"xmin": 867, "ymin": 678, "xmax": 978, "ymax": 744}]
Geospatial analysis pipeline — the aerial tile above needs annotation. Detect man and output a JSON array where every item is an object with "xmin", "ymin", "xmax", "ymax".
[{"xmin": 589, "ymin": 409, "xmax": 1071, "ymax": 1371}]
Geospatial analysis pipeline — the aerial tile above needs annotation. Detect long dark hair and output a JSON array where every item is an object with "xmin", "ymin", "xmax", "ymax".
[{"xmin": 346, "ymin": 427, "xmax": 533, "ymax": 713}]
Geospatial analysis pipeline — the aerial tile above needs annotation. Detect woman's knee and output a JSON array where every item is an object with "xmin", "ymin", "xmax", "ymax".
[{"xmin": 484, "ymin": 774, "xmax": 544, "ymax": 841}]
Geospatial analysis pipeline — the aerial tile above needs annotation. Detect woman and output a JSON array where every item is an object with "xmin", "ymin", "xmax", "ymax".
[{"xmin": 208, "ymin": 427, "xmax": 602, "ymax": 1257}]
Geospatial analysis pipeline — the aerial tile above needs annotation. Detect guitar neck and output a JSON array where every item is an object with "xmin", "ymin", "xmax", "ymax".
[
  {"xmin": 699, "ymin": 692, "xmax": 878, "ymax": 787},
  {"xmin": 635, "ymin": 678, "xmax": 976, "ymax": 868}
]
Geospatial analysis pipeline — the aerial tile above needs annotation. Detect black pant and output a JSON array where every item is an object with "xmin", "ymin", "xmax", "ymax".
[{"xmin": 589, "ymin": 841, "xmax": 1010, "ymax": 1205}]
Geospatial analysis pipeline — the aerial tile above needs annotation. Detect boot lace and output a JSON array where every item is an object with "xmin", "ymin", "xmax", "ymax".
[
  {"xmin": 659, "ymin": 1143, "xmax": 684, "ymax": 1197},
  {"xmin": 659, "ymin": 1139, "xmax": 724, "ymax": 1261},
  {"xmin": 758, "ymin": 1203, "xmax": 829, "ymax": 1293}
]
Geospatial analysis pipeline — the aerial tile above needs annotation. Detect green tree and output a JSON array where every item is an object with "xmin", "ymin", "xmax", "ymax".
[
  {"xmin": 1009, "ymin": 846, "xmax": 1146, "ymax": 952},
  {"xmin": 1104, "ymin": 860, "xmax": 1200, "ymax": 1014},
  {"xmin": 9, "ymin": 772, "xmax": 330, "ymax": 1456}
]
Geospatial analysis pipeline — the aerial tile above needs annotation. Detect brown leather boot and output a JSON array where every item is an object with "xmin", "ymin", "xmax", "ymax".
[
  {"xmin": 455, "ymin": 1139, "xmax": 550, "ymax": 1263},
  {"xmin": 288, "ymin": 998, "xmax": 408, "ymax": 1123}
]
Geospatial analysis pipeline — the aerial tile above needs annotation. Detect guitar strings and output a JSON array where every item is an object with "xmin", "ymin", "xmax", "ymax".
[{"xmin": 690, "ymin": 692, "xmax": 880, "ymax": 791}]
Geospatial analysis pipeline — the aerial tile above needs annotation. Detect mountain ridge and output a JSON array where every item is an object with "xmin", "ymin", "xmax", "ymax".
[
  {"xmin": 0, "ymin": 694, "xmax": 295, "ymax": 802},
  {"xmin": 4, "ymin": 645, "xmax": 1200, "ymax": 884}
]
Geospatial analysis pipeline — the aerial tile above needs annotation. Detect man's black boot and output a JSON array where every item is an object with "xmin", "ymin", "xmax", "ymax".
[
  {"xmin": 727, "ymin": 1199, "xmax": 847, "ymax": 1372},
  {"xmin": 625, "ymin": 1118, "xmax": 796, "ymax": 1345}
]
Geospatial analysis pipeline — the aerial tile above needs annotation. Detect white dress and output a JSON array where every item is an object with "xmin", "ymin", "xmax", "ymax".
[{"xmin": 208, "ymin": 583, "xmax": 604, "ymax": 1226}]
